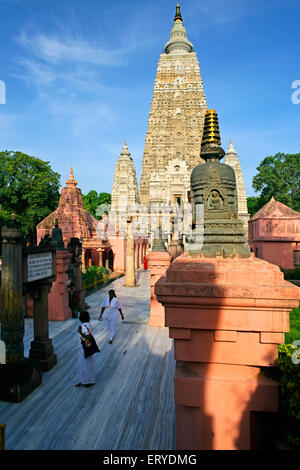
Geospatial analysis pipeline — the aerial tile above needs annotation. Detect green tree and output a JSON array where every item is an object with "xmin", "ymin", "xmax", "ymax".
[
  {"xmin": 247, "ymin": 196, "xmax": 264, "ymax": 217},
  {"xmin": 252, "ymin": 153, "xmax": 300, "ymax": 211},
  {"xmin": 82, "ymin": 191, "xmax": 111, "ymax": 219},
  {"xmin": 82, "ymin": 190, "xmax": 99, "ymax": 218},
  {"xmin": 0, "ymin": 151, "xmax": 61, "ymax": 243}
]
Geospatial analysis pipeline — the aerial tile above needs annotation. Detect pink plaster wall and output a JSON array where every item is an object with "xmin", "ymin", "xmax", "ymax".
[
  {"xmin": 252, "ymin": 241, "xmax": 298, "ymax": 269},
  {"xmin": 147, "ymin": 251, "xmax": 171, "ymax": 327},
  {"xmin": 155, "ymin": 254, "xmax": 300, "ymax": 450},
  {"xmin": 109, "ymin": 236, "xmax": 148, "ymax": 272},
  {"xmin": 249, "ymin": 217, "xmax": 300, "ymax": 269}
]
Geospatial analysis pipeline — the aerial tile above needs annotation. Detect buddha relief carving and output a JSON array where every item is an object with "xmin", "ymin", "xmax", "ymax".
[{"xmin": 207, "ymin": 190, "xmax": 224, "ymax": 211}]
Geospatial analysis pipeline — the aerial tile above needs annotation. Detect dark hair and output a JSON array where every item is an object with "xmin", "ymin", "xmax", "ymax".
[
  {"xmin": 79, "ymin": 311, "xmax": 90, "ymax": 323},
  {"xmin": 108, "ymin": 289, "xmax": 116, "ymax": 297}
]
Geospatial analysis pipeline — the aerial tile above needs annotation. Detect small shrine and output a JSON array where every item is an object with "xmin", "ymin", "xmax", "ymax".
[
  {"xmin": 36, "ymin": 167, "xmax": 113, "ymax": 271},
  {"xmin": 249, "ymin": 197, "xmax": 300, "ymax": 269}
]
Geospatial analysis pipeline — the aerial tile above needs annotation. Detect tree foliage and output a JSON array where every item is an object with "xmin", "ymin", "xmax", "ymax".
[
  {"xmin": 247, "ymin": 196, "xmax": 264, "ymax": 217},
  {"xmin": 82, "ymin": 191, "xmax": 111, "ymax": 219},
  {"xmin": 0, "ymin": 151, "xmax": 61, "ymax": 241},
  {"xmin": 252, "ymin": 153, "xmax": 300, "ymax": 211}
]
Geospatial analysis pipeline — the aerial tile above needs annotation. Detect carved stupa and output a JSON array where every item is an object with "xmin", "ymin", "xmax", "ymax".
[{"xmin": 189, "ymin": 109, "xmax": 251, "ymax": 258}]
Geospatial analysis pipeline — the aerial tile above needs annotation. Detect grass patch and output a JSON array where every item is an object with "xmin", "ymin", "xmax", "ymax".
[{"xmin": 285, "ymin": 306, "xmax": 300, "ymax": 344}]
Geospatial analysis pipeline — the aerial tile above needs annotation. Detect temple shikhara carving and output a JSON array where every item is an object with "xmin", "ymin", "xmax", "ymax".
[
  {"xmin": 139, "ymin": 3, "xmax": 207, "ymax": 209},
  {"xmin": 33, "ymin": 4, "xmax": 250, "ymax": 271},
  {"xmin": 112, "ymin": 4, "xmax": 249, "ymax": 249}
]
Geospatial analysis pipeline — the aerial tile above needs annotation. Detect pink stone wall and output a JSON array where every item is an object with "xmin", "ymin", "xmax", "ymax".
[
  {"xmin": 48, "ymin": 250, "xmax": 73, "ymax": 321},
  {"xmin": 249, "ymin": 217, "xmax": 300, "ymax": 269},
  {"xmin": 155, "ymin": 254, "xmax": 300, "ymax": 450},
  {"xmin": 109, "ymin": 236, "xmax": 148, "ymax": 273},
  {"xmin": 147, "ymin": 251, "xmax": 171, "ymax": 327},
  {"xmin": 252, "ymin": 240, "xmax": 298, "ymax": 269},
  {"xmin": 250, "ymin": 218, "xmax": 300, "ymax": 241}
]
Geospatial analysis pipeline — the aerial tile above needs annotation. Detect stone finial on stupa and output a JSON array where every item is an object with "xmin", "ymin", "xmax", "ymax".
[
  {"xmin": 66, "ymin": 166, "xmax": 78, "ymax": 188},
  {"xmin": 189, "ymin": 108, "xmax": 250, "ymax": 258}
]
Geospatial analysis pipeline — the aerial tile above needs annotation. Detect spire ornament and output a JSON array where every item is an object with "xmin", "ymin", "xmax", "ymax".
[
  {"xmin": 164, "ymin": 4, "xmax": 193, "ymax": 54},
  {"xmin": 174, "ymin": 4, "xmax": 183, "ymax": 22},
  {"xmin": 66, "ymin": 167, "xmax": 78, "ymax": 188}
]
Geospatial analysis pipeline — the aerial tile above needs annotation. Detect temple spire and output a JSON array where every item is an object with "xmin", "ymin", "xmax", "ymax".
[
  {"xmin": 66, "ymin": 166, "xmax": 78, "ymax": 188},
  {"xmin": 120, "ymin": 140, "xmax": 131, "ymax": 158},
  {"xmin": 164, "ymin": 4, "xmax": 193, "ymax": 54},
  {"xmin": 227, "ymin": 138, "xmax": 238, "ymax": 155},
  {"xmin": 174, "ymin": 3, "xmax": 183, "ymax": 23}
]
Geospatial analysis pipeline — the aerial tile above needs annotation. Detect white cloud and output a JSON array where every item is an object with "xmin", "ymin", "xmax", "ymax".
[{"xmin": 16, "ymin": 31, "xmax": 128, "ymax": 66}]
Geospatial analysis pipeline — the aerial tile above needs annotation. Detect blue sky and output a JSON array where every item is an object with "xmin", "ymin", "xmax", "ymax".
[{"xmin": 0, "ymin": 0, "xmax": 299, "ymax": 197}]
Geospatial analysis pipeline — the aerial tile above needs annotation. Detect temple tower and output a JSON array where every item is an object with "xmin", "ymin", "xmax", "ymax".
[
  {"xmin": 224, "ymin": 139, "xmax": 249, "ymax": 230},
  {"xmin": 140, "ymin": 4, "xmax": 207, "ymax": 208},
  {"xmin": 111, "ymin": 141, "xmax": 140, "ymax": 212},
  {"xmin": 37, "ymin": 167, "xmax": 99, "ymax": 244}
]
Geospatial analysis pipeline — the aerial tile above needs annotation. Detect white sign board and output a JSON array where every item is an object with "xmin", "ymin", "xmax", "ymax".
[
  {"xmin": 0, "ymin": 340, "xmax": 5, "ymax": 364},
  {"xmin": 27, "ymin": 252, "xmax": 53, "ymax": 282}
]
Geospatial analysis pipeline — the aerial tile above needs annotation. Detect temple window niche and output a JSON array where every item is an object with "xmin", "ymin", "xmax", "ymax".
[
  {"xmin": 294, "ymin": 250, "xmax": 300, "ymax": 266},
  {"xmin": 174, "ymin": 194, "xmax": 182, "ymax": 206}
]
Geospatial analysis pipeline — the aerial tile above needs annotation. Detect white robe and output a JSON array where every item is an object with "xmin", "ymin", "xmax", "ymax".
[
  {"xmin": 101, "ymin": 296, "xmax": 121, "ymax": 341},
  {"xmin": 76, "ymin": 322, "xmax": 96, "ymax": 385}
]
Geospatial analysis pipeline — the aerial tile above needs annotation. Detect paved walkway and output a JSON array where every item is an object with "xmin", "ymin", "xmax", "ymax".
[{"xmin": 0, "ymin": 270, "xmax": 176, "ymax": 450}]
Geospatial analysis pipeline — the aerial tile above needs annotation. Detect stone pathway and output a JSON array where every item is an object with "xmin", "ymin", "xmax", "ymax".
[{"xmin": 0, "ymin": 270, "xmax": 176, "ymax": 450}]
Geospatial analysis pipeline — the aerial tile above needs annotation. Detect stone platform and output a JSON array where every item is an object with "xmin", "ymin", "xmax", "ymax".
[{"xmin": 0, "ymin": 270, "xmax": 176, "ymax": 450}]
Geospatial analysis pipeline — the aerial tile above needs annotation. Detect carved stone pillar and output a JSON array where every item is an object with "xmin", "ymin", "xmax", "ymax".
[
  {"xmin": 125, "ymin": 217, "xmax": 136, "ymax": 287},
  {"xmin": 82, "ymin": 248, "xmax": 86, "ymax": 273},
  {"xmin": 67, "ymin": 237, "xmax": 88, "ymax": 312},
  {"xmin": 29, "ymin": 281, "xmax": 57, "ymax": 371},
  {"xmin": 0, "ymin": 219, "xmax": 42, "ymax": 402},
  {"xmin": 48, "ymin": 249, "xmax": 73, "ymax": 321},
  {"xmin": 97, "ymin": 248, "xmax": 104, "ymax": 267}
]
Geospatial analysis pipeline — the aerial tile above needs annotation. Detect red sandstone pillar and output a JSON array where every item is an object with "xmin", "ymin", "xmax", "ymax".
[
  {"xmin": 148, "ymin": 251, "xmax": 171, "ymax": 327},
  {"xmin": 155, "ymin": 254, "xmax": 300, "ymax": 450},
  {"xmin": 48, "ymin": 250, "xmax": 73, "ymax": 321}
]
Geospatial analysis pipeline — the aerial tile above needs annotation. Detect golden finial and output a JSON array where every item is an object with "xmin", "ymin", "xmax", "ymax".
[
  {"xmin": 174, "ymin": 3, "xmax": 183, "ymax": 22},
  {"xmin": 201, "ymin": 109, "xmax": 221, "ymax": 148}
]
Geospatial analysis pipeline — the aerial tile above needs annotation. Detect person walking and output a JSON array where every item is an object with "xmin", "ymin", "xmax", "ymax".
[
  {"xmin": 76, "ymin": 311, "xmax": 96, "ymax": 388},
  {"xmin": 99, "ymin": 290, "xmax": 124, "ymax": 344}
]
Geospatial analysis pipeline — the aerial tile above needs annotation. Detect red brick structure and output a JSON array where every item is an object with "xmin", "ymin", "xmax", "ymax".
[
  {"xmin": 37, "ymin": 167, "xmax": 112, "ymax": 271},
  {"xmin": 249, "ymin": 197, "xmax": 300, "ymax": 269}
]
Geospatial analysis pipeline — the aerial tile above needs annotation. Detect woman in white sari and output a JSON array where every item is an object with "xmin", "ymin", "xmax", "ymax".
[
  {"xmin": 76, "ymin": 311, "xmax": 96, "ymax": 387},
  {"xmin": 99, "ymin": 290, "xmax": 124, "ymax": 344}
]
